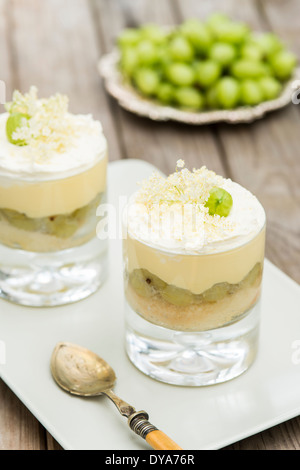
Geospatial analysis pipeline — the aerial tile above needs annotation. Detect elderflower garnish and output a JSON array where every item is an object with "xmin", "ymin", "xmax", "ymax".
[
  {"xmin": 136, "ymin": 160, "xmax": 225, "ymax": 209},
  {"xmin": 4, "ymin": 86, "xmax": 85, "ymax": 159}
]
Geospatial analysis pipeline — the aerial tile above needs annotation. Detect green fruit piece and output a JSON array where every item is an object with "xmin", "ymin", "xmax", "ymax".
[
  {"xmin": 202, "ymin": 283, "xmax": 230, "ymax": 302},
  {"xmin": 269, "ymin": 50, "xmax": 297, "ymax": 81},
  {"xmin": 156, "ymin": 82, "xmax": 175, "ymax": 104},
  {"xmin": 166, "ymin": 62, "xmax": 196, "ymax": 87},
  {"xmin": 240, "ymin": 43, "xmax": 264, "ymax": 61},
  {"xmin": 166, "ymin": 62, "xmax": 196, "ymax": 86},
  {"xmin": 209, "ymin": 42, "xmax": 237, "ymax": 67},
  {"xmin": 49, "ymin": 216, "xmax": 79, "ymax": 239},
  {"xmin": 240, "ymin": 79, "xmax": 264, "ymax": 106},
  {"xmin": 249, "ymin": 32, "xmax": 283, "ymax": 58},
  {"xmin": 206, "ymin": 86, "xmax": 219, "ymax": 109},
  {"xmin": 206, "ymin": 13, "xmax": 231, "ymax": 35},
  {"xmin": 161, "ymin": 284, "xmax": 195, "ymax": 307},
  {"xmin": 120, "ymin": 47, "xmax": 139, "ymax": 76},
  {"xmin": 136, "ymin": 39, "xmax": 158, "ymax": 65},
  {"xmin": 231, "ymin": 59, "xmax": 270, "ymax": 79},
  {"xmin": 216, "ymin": 77, "xmax": 240, "ymax": 109},
  {"xmin": 241, "ymin": 263, "xmax": 262, "ymax": 287},
  {"xmin": 195, "ymin": 60, "xmax": 221, "ymax": 88},
  {"xmin": 205, "ymin": 186, "xmax": 233, "ymax": 217},
  {"xmin": 168, "ymin": 35, "xmax": 194, "ymax": 62},
  {"xmin": 213, "ymin": 21, "xmax": 249, "ymax": 45},
  {"xmin": 118, "ymin": 28, "xmax": 141, "ymax": 48},
  {"xmin": 140, "ymin": 24, "xmax": 167, "ymax": 45},
  {"xmin": 2, "ymin": 209, "xmax": 40, "ymax": 231},
  {"xmin": 6, "ymin": 112, "xmax": 30, "ymax": 146},
  {"xmin": 129, "ymin": 270, "xmax": 153, "ymax": 298},
  {"xmin": 174, "ymin": 87, "xmax": 204, "ymax": 110},
  {"xmin": 259, "ymin": 76, "xmax": 282, "ymax": 100},
  {"xmin": 133, "ymin": 68, "xmax": 160, "ymax": 96},
  {"xmin": 181, "ymin": 19, "xmax": 212, "ymax": 52},
  {"xmin": 129, "ymin": 269, "xmax": 167, "ymax": 298}
]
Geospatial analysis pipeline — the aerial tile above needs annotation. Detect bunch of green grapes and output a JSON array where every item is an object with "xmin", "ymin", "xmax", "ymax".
[{"xmin": 117, "ymin": 13, "xmax": 297, "ymax": 111}]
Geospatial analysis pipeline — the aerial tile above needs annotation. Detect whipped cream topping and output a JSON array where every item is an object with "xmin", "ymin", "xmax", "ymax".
[
  {"xmin": 126, "ymin": 163, "xmax": 266, "ymax": 254},
  {"xmin": 0, "ymin": 87, "xmax": 107, "ymax": 181}
]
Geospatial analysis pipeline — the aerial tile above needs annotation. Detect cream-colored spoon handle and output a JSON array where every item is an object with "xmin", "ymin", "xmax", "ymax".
[
  {"xmin": 128, "ymin": 411, "xmax": 182, "ymax": 450},
  {"xmin": 145, "ymin": 429, "xmax": 183, "ymax": 450}
]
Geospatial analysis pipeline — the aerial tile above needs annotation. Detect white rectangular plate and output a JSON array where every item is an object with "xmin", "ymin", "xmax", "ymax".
[{"xmin": 0, "ymin": 159, "xmax": 300, "ymax": 450}]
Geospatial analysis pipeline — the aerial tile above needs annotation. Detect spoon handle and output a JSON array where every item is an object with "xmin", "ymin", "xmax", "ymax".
[{"xmin": 128, "ymin": 411, "xmax": 182, "ymax": 450}]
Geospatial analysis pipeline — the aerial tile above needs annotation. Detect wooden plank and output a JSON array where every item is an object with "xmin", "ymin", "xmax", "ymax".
[
  {"xmin": 90, "ymin": 0, "xmax": 226, "ymax": 176},
  {"xmin": 0, "ymin": 379, "xmax": 46, "ymax": 450}
]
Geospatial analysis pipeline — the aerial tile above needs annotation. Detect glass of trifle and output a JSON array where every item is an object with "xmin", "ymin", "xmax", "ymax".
[
  {"xmin": 0, "ymin": 87, "xmax": 108, "ymax": 306},
  {"xmin": 123, "ymin": 160, "xmax": 266, "ymax": 386}
]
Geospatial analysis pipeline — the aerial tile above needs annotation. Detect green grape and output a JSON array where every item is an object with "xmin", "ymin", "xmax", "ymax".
[
  {"xmin": 181, "ymin": 19, "xmax": 212, "ymax": 52},
  {"xmin": 166, "ymin": 62, "xmax": 196, "ymax": 86},
  {"xmin": 269, "ymin": 50, "xmax": 297, "ymax": 80},
  {"xmin": 136, "ymin": 39, "xmax": 158, "ymax": 65},
  {"xmin": 240, "ymin": 43, "xmax": 264, "ymax": 61},
  {"xmin": 195, "ymin": 60, "xmax": 221, "ymax": 88},
  {"xmin": 118, "ymin": 28, "xmax": 141, "ymax": 48},
  {"xmin": 240, "ymin": 79, "xmax": 264, "ymax": 106},
  {"xmin": 231, "ymin": 59, "xmax": 271, "ymax": 79},
  {"xmin": 249, "ymin": 32, "xmax": 283, "ymax": 58},
  {"xmin": 206, "ymin": 85, "xmax": 219, "ymax": 109},
  {"xmin": 205, "ymin": 187, "xmax": 233, "ymax": 217},
  {"xmin": 174, "ymin": 87, "xmax": 204, "ymax": 110},
  {"xmin": 216, "ymin": 77, "xmax": 240, "ymax": 109},
  {"xmin": 156, "ymin": 82, "xmax": 174, "ymax": 104},
  {"xmin": 209, "ymin": 42, "xmax": 237, "ymax": 67},
  {"xmin": 120, "ymin": 47, "xmax": 138, "ymax": 76},
  {"xmin": 213, "ymin": 21, "xmax": 249, "ymax": 45},
  {"xmin": 140, "ymin": 24, "xmax": 167, "ymax": 45},
  {"xmin": 259, "ymin": 76, "xmax": 282, "ymax": 100},
  {"xmin": 6, "ymin": 112, "xmax": 30, "ymax": 146},
  {"xmin": 206, "ymin": 13, "xmax": 231, "ymax": 35},
  {"xmin": 168, "ymin": 35, "xmax": 194, "ymax": 62},
  {"xmin": 157, "ymin": 45, "xmax": 172, "ymax": 69},
  {"xmin": 133, "ymin": 68, "xmax": 160, "ymax": 96}
]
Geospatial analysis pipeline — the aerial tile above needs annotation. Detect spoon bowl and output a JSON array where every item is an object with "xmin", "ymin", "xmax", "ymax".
[{"xmin": 51, "ymin": 342, "xmax": 116, "ymax": 397}]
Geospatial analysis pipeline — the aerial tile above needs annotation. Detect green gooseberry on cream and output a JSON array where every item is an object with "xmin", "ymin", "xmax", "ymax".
[
  {"xmin": 6, "ymin": 112, "xmax": 30, "ymax": 146},
  {"xmin": 205, "ymin": 187, "xmax": 233, "ymax": 217}
]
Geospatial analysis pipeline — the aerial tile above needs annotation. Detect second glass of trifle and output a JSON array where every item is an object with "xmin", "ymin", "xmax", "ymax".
[
  {"xmin": 0, "ymin": 87, "xmax": 108, "ymax": 307},
  {"xmin": 123, "ymin": 161, "xmax": 266, "ymax": 386}
]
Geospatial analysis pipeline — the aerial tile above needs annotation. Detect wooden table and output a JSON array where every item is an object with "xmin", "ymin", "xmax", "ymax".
[{"xmin": 0, "ymin": 0, "xmax": 299, "ymax": 450}]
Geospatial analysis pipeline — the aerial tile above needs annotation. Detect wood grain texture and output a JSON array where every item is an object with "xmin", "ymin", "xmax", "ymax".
[{"xmin": 0, "ymin": 0, "xmax": 299, "ymax": 451}]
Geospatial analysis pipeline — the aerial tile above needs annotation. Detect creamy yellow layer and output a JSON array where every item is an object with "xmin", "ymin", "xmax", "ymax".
[
  {"xmin": 124, "ymin": 226, "xmax": 266, "ymax": 295},
  {"xmin": 0, "ymin": 154, "xmax": 107, "ymax": 218}
]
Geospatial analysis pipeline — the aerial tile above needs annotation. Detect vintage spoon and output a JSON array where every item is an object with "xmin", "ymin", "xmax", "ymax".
[{"xmin": 50, "ymin": 342, "xmax": 182, "ymax": 450}]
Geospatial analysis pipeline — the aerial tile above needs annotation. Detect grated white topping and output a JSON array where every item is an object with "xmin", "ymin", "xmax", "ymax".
[{"xmin": 126, "ymin": 161, "xmax": 266, "ymax": 254}]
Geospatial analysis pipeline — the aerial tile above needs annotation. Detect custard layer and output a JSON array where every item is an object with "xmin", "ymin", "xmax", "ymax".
[
  {"xmin": 0, "ymin": 154, "xmax": 107, "ymax": 218},
  {"xmin": 124, "ymin": 226, "xmax": 266, "ymax": 295}
]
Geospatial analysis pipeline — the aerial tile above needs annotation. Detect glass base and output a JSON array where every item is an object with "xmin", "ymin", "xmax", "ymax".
[
  {"xmin": 0, "ymin": 237, "xmax": 108, "ymax": 307},
  {"xmin": 125, "ymin": 300, "xmax": 260, "ymax": 386}
]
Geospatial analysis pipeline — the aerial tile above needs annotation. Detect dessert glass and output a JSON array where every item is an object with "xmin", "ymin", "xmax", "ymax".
[
  {"xmin": 0, "ymin": 88, "xmax": 108, "ymax": 306},
  {"xmin": 123, "ymin": 163, "xmax": 266, "ymax": 386}
]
